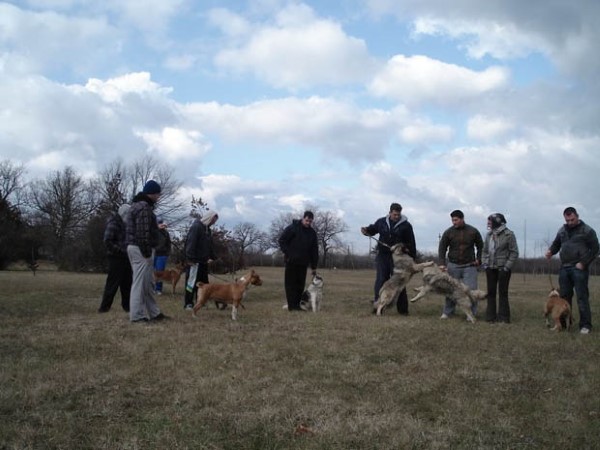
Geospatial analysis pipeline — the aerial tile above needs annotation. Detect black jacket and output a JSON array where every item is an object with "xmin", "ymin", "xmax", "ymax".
[
  {"xmin": 363, "ymin": 215, "xmax": 417, "ymax": 258},
  {"xmin": 278, "ymin": 220, "xmax": 319, "ymax": 269},
  {"xmin": 184, "ymin": 218, "xmax": 216, "ymax": 263}
]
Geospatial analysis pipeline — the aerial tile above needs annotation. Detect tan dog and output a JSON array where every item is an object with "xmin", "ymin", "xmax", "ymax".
[
  {"xmin": 374, "ymin": 243, "xmax": 434, "ymax": 315},
  {"xmin": 192, "ymin": 269, "xmax": 263, "ymax": 320},
  {"xmin": 153, "ymin": 262, "xmax": 188, "ymax": 296},
  {"xmin": 544, "ymin": 289, "xmax": 572, "ymax": 331},
  {"xmin": 410, "ymin": 264, "xmax": 487, "ymax": 323}
]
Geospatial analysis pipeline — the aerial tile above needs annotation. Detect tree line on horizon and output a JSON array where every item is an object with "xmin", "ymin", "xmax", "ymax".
[
  {"xmin": 0, "ymin": 158, "xmax": 352, "ymax": 272},
  {"xmin": 1, "ymin": 158, "xmax": 596, "ymax": 276}
]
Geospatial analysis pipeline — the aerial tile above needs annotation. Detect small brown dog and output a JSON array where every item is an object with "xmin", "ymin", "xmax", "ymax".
[
  {"xmin": 192, "ymin": 269, "xmax": 263, "ymax": 320},
  {"xmin": 544, "ymin": 289, "xmax": 572, "ymax": 331},
  {"xmin": 153, "ymin": 262, "xmax": 187, "ymax": 296}
]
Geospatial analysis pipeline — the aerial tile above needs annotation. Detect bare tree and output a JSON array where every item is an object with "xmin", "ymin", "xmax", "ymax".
[
  {"xmin": 27, "ymin": 166, "xmax": 101, "ymax": 260},
  {"xmin": 312, "ymin": 209, "xmax": 348, "ymax": 268},
  {"xmin": 125, "ymin": 155, "xmax": 187, "ymax": 224},
  {"xmin": 268, "ymin": 212, "xmax": 296, "ymax": 251},
  {"xmin": 0, "ymin": 160, "xmax": 26, "ymax": 205},
  {"xmin": 232, "ymin": 222, "xmax": 267, "ymax": 268},
  {"xmin": 95, "ymin": 159, "xmax": 128, "ymax": 214}
]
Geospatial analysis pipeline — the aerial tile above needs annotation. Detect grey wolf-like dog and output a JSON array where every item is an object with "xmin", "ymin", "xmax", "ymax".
[
  {"xmin": 374, "ymin": 243, "xmax": 435, "ymax": 316},
  {"xmin": 410, "ymin": 264, "xmax": 487, "ymax": 323}
]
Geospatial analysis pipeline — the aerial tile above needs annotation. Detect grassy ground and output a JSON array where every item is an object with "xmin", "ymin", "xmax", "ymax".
[{"xmin": 1, "ymin": 267, "xmax": 599, "ymax": 449}]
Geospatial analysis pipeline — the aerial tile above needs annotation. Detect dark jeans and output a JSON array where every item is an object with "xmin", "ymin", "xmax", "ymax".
[
  {"xmin": 184, "ymin": 263, "xmax": 209, "ymax": 308},
  {"xmin": 99, "ymin": 255, "xmax": 132, "ymax": 312},
  {"xmin": 284, "ymin": 263, "xmax": 308, "ymax": 310},
  {"xmin": 374, "ymin": 253, "xmax": 408, "ymax": 314},
  {"xmin": 559, "ymin": 266, "xmax": 592, "ymax": 330},
  {"xmin": 485, "ymin": 268, "xmax": 511, "ymax": 323}
]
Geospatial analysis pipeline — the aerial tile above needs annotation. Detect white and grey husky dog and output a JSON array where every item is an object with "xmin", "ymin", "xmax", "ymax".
[{"xmin": 299, "ymin": 274, "xmax": 324, "ymax": 312}]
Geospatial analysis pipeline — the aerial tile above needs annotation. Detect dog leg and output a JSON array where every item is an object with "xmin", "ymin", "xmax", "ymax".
[
  {"xmin": 409, "ymin": 287, "xmax": 428, "ymax": 303},
  {"xmin": 458, "ymin": 298, "xmax": 476, "ymax": 323},
  {"xmin": 231, "ymin": 305, "xmax": 238, "ymax": 321}
]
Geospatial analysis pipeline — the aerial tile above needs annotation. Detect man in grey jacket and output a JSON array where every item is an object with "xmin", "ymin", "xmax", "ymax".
[{"xmin": 546, "ymin": 207, "xmax": 599, "ymax": 334}]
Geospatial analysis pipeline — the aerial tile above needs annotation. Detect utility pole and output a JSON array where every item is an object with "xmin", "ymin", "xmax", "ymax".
[{"xmin": 523, "ymin": 219, "xmax": 527, "ymax": 281}]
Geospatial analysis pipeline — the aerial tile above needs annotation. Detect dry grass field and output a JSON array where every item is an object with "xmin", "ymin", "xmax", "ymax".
[{"xmin": 1, "ymin": 266, "xmax": 599, "ymax": 449}]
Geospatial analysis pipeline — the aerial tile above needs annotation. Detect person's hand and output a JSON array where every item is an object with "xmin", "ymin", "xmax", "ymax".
[
  {"xmin": 576, "ymin": 262, "xmax": 584, "ymax": 270},
  {"xmin": 207, "ymin": 259, "xmax": 214, "ymax": 264},
  {"xmin": 502, "ymin": 267, "xmax": 511, "ymax": 272},
  {"xmin": 544, "ymin": 250, "xmax": 552, "ymax": 259},
  {"xmin": 360, "ymin": 227, "xmax": 368, "ymax": 236},
  {"xmin": 439, "ymin": 265, "xmax": 447, "ymax": 272}
]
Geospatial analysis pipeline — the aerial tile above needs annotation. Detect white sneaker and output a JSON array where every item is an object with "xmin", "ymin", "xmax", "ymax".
[
  {"xmin": 440, "ymin": 313, "xmax": 449, "ymax": 319},
  {"xmin": 184, "ymin": 304, "xmax": 193, "ymax": 311},
  {"xmin": 580, "ymin": 327, "xmax": 590, "ymax": 334}
]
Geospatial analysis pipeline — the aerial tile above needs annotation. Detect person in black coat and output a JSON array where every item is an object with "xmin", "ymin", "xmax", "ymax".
[
  {"xmin": 278, "ymin": 210, "xmax": 319, "ymax": 311},
  {"xmin": 98, "ymin": 204, "xmax": 132, "ymax": 313},
  {"xmin": 183, "ymin": 210, "xmax": 218, "ymax": 310},
  {"xmin": 361, "ymin": 202, "xmax": 417, "ymax": 315}
]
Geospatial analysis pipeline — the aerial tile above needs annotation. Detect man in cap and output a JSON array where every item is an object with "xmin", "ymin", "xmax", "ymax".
[{"xmin": 125, "ymin": 180, "xmax": 169, "ymax": 322}]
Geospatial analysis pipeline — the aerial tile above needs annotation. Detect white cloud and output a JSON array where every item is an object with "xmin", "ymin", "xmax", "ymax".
[
  {"xmin": 136, "ymin": 127, "xmax": 210, "ymax": 163},
  {"xmin": 104, "ymin": 0, "xmax": 187, "ymax": 34},
  {"xmin": 180, "ymin": 97, "xmax": 404, "ymax": 161},
  {"xmin": 0, "ymin": 3, "xmax": 119, "ymax": 73},
  {"xmin": 213, "ymin": 4, "xmax": 376, "ymax": 89},
  {"xmin": 400, "ymin": 121, "xmax": 454, "ymax": 145},
  {"xmin": 411, "ymin": 17, "xmax": 546, "ymax": 61},
  {"xmin": 467, "ymin": 115, "xmax": 514, "ymax": 141},
  {"xmin": 84, "ymin": 72, "xmax": 173, "ymax": 103},
  {"xmin": 369, "ymin": 55, "xmax": 510, "ymax": 106}
]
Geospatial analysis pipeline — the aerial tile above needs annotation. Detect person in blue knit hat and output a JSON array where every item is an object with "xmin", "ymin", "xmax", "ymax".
[{"xmin": 125, "ymin": 179, "xmax": 169, "ymax": 323}]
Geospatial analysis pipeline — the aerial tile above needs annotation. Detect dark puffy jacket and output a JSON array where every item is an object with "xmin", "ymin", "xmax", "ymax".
[
  {"xmin": 549, "ymin": 220, "xmax": 599, "ymax": 268},
  {"xmin": 278, "ymin": 220, "xmax": 319, "ymax": 269},
  {"xmin": 125, "ymin": 193, "xmax": 159, "ymax": 258},
  {"xmin": 438, "ymin": 224, "xmax": 483, "ymax": 265},
  {"xmin": 103, "ymin": 213, "xmax": 127, "ymax": 257},
  {"xmin": 363, "ymin": 215, "xmax": 416, "ymax": 258},
  {"xmin": 184, "ymin": 218, "xmax": 216, "ymax": 263}
]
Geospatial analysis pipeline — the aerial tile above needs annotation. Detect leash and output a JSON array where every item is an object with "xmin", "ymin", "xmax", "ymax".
[
  {"xmin": 366, "ymin": 235, "xmax": 391, "ymax": 249},
  {"xmin": 208, "ymin": 272, "xmax": 236, "ymax": 283}
]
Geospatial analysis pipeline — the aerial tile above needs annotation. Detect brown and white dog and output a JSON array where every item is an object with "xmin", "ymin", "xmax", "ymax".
[
  {"xmin": 544, "ymin": 289, "xmax": 572, "ymax": 331},
  {"xmin": 410, "ymin": 264, "xmax": 487, "ymax": 323},
  {"xmin": 192, "ymin": 269, "xmax": 263, "ymax": 320},
  {"xmin": 153, "ymin": 262, "xmax": 188, "ymax": 296},
  {"xmin": 374, "ymin": 243, "xmax": 434, "ymax": 315}
]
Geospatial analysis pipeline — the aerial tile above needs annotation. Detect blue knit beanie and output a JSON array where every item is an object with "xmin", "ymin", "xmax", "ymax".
[{"xmin": 142, "ymin": 180, "xmax": 161, "ymax": 195}]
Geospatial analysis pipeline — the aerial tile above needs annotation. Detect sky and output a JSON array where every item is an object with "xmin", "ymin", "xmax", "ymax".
[{"xmin": 1, "ymin": 0, "xmax": 599, "ymax": 257}]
